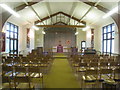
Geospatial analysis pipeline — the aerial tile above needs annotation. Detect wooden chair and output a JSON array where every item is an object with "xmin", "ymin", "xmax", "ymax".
[
  {"xmin": 14, "ymin": 76, "xmax": 34, "ymax": 89},
  {"xmin": 99, "ymin": 62, "xmax": 108, "ymax": 69},
  {"xmin": 99, "ymin": 69, "xmax": 113, "ymax": 82},
  {"xmin": 2, "ymin": 65, "xmax": 13, "ymax": 77},
  {"xmin": 28, "ymin": 67, "xmax": 43, "ymax": 88},
  {"xmin": 14, "ymin": 66, "xmax": 27, "ymax": 77},
  {"xmin": 3, "ymin": 57, "xmax": 13, "ymax": 66},
  {"xmin": 113, "ymin": 68, "xmax": 120, "ymax": 81},
  {"xmin": 109, "ymin": 62, "xmax": 119, "ymax": 70},
  {"xmin": 2, "ymin": 76, "xmax": 13, "ymax": 89},
  {"xmin": 13, "ymin": 57, "xmax": 21, "ymax": 66},
  {"xmin": 82, "ymin": 70, "xmax": 98, "ymax": 88},
  {"xmin": 89, "ymin": 62, "xmax": 98, "ymax": 70},
  {"xmin": 21, "ymin": 57, "xmax": 30, "ymax": 67},
  {"xmin": 77, "ymin": 63, "xmax": 88, "ymax": 72}
]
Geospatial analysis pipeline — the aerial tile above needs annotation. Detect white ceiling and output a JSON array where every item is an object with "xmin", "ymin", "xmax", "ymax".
[{"xmin": 1, "ymin": 0, "xmax": 119, "ymax": 27}]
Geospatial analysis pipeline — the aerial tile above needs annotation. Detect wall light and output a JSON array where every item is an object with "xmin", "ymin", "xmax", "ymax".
[
  {"xmin": 32, "ymin": 25, "xmax": 39, "ymax": 30},
  {"xmin": 42, "ymin": 31, "xmax": 46, "ymax": 34},
  {"xmin": 82, "ymin": 26, "xmax": 90, "ymax": 31},
  {"xmin": 103, "ymin": 5, "xmax": 119, "ymax": 19},
  {"xmin": 75, "ymin": 32, "xmax": 78, "ymax": 35},
  {"xmin": 0, "ymin": 4, "xmax": 20, "ymax": 18}
]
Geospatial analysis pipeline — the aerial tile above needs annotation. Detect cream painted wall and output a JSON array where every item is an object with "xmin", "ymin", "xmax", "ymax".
[
  {"xmin": 76, "ymin": 28, "xmax": 86, "ymax": 51},
  {"xmin": 34, "ymin": 29, "xmax": 44, "ymax": 48},
  {"xmin": 94, "ymin": 27, "xmax": 102, "ymax": 52},
  {"xmin": 19, "ymin": 24, "xmax": 35, "ymax": 54},
  {"xmin": 86, "ymin": 29, "xmax": 92, "ymax": 48}
]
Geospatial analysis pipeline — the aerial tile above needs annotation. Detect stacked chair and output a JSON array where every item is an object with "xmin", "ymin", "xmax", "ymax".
[
  {"xmin": 69, "ymin": 54, "xmax": 120, "ymax": 88},
  {"xmin": 2, "ymin": 49, "xmax": 53, "ymax": 89}
]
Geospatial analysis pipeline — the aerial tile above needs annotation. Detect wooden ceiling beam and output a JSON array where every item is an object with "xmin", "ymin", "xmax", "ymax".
[
  {"xmin": 35, "ymin": 12, "xmax": 61, "ymax": 24},
  {"xmin": 83, "ymin": 1, "xmax": 109, "ymax": 13},
  {"xmin": 36, "ymin": 25, "xmax": 85, "ymax": 28},
  {"xmin": 53, "ymin": 21, "xmax": 68, "ymax": 25},
  {"xmin": 16, "ymin": 1, "xmax": 43, "ymax": 11},
  {"xmin": 35, "ymin": 11, "xmax": 86, "ymax": 25}
]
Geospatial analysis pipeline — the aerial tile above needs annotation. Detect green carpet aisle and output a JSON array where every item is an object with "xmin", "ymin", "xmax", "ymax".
[{"xmin": 44, "ymin": 53, "xmax": 80, "ymax": 88}]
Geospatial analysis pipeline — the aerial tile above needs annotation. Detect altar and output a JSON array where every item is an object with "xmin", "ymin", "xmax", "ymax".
[{"xmin": 52, "ymin": 46, "xmax": 68, "ymax": 53}]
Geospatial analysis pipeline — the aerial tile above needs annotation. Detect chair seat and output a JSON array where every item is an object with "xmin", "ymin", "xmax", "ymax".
[
  {"xmin": 77, "ymin": 67, "xmax": 86, "ymax": 72},
  {"xmin": 2, "ymin": 83, "xmax": 14, "ymax": 89},
  {"xmin": 29, "ymin": 73, "xmax": 42, "ymax": 78},
  {"xmin": 2, "ymin": 83, "xmax": 10, "ymax": 88},
  {"xmin": 89, "ymin": 67, "xmax": 98, "ymax": 70},
  {"xmin": 31, "ymin": 64, "xmax": 39, "ymax": 67},
  {"xmin": 14, "ymin": 64, "xmax": 21, "ymax": 66},
  {"xmin": 114, "ymin": 74, "xmax": 120, "ymax": 81},
  {"xmin": 73, "ymin": 63, "xmax": 79, "ymax": 67},
  {"xmin": 16, "ymin": 73, "xmax": 28, "ymax": 77},
  {"xmin": 21, "ymin": 64, "xmax": 29, "ymax": 66},
  {"xmin": 104, "ymin": 79, "xmax": 115, "ymax": 84},
  {"xmin": 16, "ymin": 83, "xmax": 34, "ymax": 89},
  {"xmin": 4, "ymin": 71, "xmax": 13, "ymax": 77},
  {"xmin": 83, "ymin": 75, "xmax": 97, "ymax": 82},
  {"xmin": 40, "ymin": 64, "xmax": 48, "ymax": 67},
  {"xmin": 100, "ymin": 75, "xmax": 111, "ymax": 81}
]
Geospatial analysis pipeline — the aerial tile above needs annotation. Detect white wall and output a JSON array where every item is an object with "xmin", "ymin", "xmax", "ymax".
[
  {"xmin": 34, "ymin": 29, "xmax": 44, "ymax": 48},
  {"xmin": 86, "ymin": 20, "xmax": 119, "ymax": 53},
  {"xmin": 2, "ymin": 17, "xmax": 35, "ymax": 55},
  {"xmin": 19, "ymin": 24, "xmax": 35, "ymax": 54},
  {"xmin": 86, "ymin": 29, "xmax": 92, "ymax": 48},
  {"xmin": 94, "ymin": 26, "xmax": 102, "ymax": 52},
  {"xmin": 76, "ymin": 28, "xmax": 86, "ymax": 51}
]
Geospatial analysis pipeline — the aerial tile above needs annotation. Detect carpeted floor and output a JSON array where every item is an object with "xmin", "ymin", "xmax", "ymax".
[{"xmin": 44, "ymin": 53, "xmax": 80, "ymax": 88}]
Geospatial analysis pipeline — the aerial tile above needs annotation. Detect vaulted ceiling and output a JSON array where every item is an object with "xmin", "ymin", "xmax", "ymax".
[{"xmin": 1, "ymin": 0, "xmax": 120, "ymax": 28}]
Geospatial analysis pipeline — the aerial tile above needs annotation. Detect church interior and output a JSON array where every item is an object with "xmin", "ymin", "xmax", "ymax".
[{"xmin": 0, "ymin": 0, "xmax": 120, "ymax": 89}]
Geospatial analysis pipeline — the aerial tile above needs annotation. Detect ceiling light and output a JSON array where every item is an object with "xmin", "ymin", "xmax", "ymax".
[
  {"xmin": 42, "ymin": 31, "xmax": 46, "ymax": 34},
  {"xmin": 103, "ymin": 6, "xmax": 119, "ymax": 19},
  {"xmin": 0, "ymin": 4, "xmax": 20, "ymax": 18},
  {"xmin": 82, "ymin": 26, "xmax": 90, "ymax": 31},
  {"xmin": 32, "ymin": 25, "xmax": 39, "ymax": 30}
]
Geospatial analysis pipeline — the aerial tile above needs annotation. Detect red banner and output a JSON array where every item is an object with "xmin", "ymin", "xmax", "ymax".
[
  {"xmin": 0, "ymin": 32, "xmax": 5, "ymax": 52},
  {"xmin": 27, "ymin": 28, "xmax": 30, "ymax": 48}
]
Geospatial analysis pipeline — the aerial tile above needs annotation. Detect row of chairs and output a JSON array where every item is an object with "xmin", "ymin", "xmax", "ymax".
[
  {"xmin": 2, "ymin": 65, "xmax": 43, "ymax": 89},
  {"xmin": 80, "ymin": 69, "xmax": 120, "ymax": 88},
  {"xmin": 2, "ymin": 50, "xmax": 54, "ymax": 89},
  {"xmin": 2, "ymin": 55, "xmax": 53, "ymax": 73},
  {"xmin": 69, "ymin": 54, "xmax": 120, "ymax": 88}
]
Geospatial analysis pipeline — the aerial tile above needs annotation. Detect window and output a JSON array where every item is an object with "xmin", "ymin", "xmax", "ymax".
[
  {"xmin": 6, "ymin": 22, "xmax": 18, "ymax": 54},
  {"xmin": 102, "ymin": 23, "xmax": 115, "ymax": 54},
  {"xmin": 81, "ymin": 41, "xmax": 86, "ymax": 52}
]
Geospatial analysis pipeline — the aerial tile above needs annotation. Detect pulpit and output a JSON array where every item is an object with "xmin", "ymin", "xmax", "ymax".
[
  {"xmin": 57, "ymin": 45, "xmax": 63, "ymax": 53},
  {"xmin": 52, "ymin": 46, "xmax": 68, "ymax": 53}
]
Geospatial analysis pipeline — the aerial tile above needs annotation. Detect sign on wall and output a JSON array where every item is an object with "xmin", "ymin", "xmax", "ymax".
[{"xmin": 66, "ymin": 40, "xmax": 70, "ymax": 44}]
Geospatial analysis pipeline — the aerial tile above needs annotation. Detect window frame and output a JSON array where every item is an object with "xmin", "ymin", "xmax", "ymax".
[
  {"xmin": 102, "ymin": 23, "xmax": 115, "ymax": 54},
  {"xmin": 6, "ymin": 22, "xmax": 19, "ymax": 54}
]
